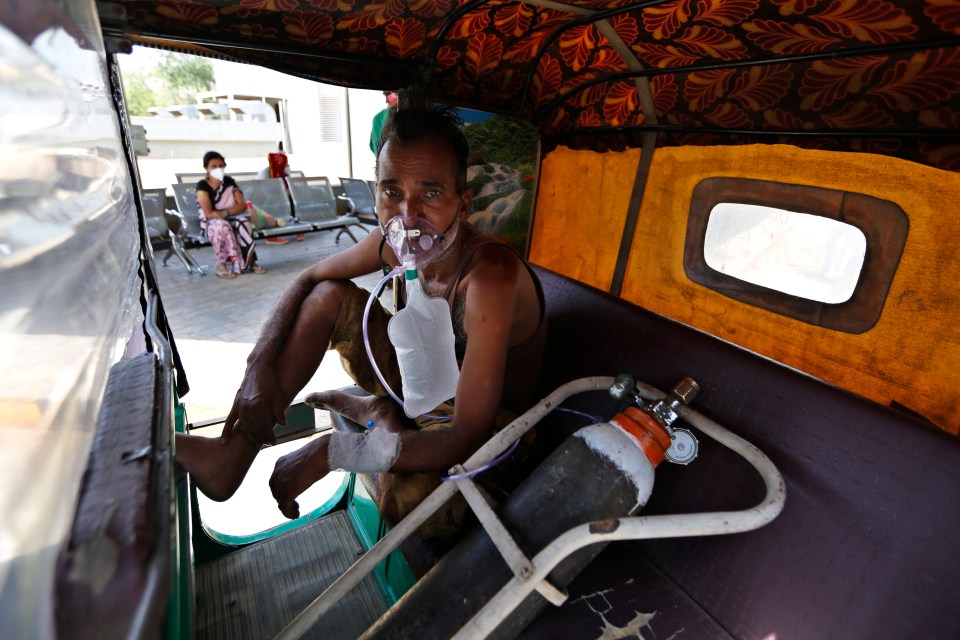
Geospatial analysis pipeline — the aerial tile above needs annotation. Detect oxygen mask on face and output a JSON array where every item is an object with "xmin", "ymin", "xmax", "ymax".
[{"xmin": 380, "ymin": 215, "xmax": 446, "ymax": 268}]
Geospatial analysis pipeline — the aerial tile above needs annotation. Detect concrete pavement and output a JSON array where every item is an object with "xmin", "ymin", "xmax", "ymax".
[
  {"xmin": 152, "ymin": 229, "xmax": 386, "ymax": 533},
  {"xmin": 152, "ymin": 227, "xmax": 384, "ymax": 424}
]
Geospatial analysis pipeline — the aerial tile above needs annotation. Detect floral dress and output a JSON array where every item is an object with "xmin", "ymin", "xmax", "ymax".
[{"xmin": 195, "ymin": 177, "xmax": 258, "ymax": 271}]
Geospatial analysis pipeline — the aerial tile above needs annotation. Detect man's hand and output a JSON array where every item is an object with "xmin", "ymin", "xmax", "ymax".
[
  {"xmin": 222, "ymin": 365, "xmax": 287, "ymax": 446},
  {"xmin": 269, "ymin": 435, "xmax": 331, "ymax": 519}
]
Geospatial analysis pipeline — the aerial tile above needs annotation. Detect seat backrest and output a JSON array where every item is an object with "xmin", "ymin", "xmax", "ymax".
[
  {"xmin": 175, "ymin": 172, "xmax": 206, "ymax": 184},
  {"xmin": 290, "ymin": 170, "xmax": 305, "ymax": 178},
  {"xmin": 141, "ymin": 188, "xmax": 168, "ymax": 240},
  {"xmin": 235, "ymin": 178, "xmax": 292, "ymax": 219},
  {"xmin": 339, "ymin": 177, "xmax": 376, "ymax": 217},
  {"xmin": 178, "ymin": 171, "xmax": 260, "ymax": 184},
  {"xmin": 287, "ymin": 177, "xmax": 338, "ymax": 222},
  {"xmin": 171, "ymin": 183, "xmax": 204, "ymax": 239}
]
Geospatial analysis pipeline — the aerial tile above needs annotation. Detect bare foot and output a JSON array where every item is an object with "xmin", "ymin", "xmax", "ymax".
[
  {"xmin": 270, "ymin": 435, "xmax": 330, "ymax": 520},
  {"xmin": 175, "ymin": 432, "xmax": 260, "ymax": 501},
  {"xmin": 306, "ymin": 390, "xmax": 410, "ymax": 432}
]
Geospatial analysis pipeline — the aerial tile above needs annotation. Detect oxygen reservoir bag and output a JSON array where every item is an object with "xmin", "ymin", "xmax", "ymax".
[{"xmin": 387, "ymin": 262, "xmax": 460, "ymax": 418}]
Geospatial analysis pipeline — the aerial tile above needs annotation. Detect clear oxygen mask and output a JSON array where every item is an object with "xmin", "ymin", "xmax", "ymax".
[{"xmin": 380, "ymin": 215, "xmax": 444, "ymax": 268}]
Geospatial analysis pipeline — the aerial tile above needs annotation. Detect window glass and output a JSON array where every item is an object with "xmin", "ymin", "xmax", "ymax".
[{"xmin": 704, "ymin": 203, "xmax": 866, "ymax": 304}]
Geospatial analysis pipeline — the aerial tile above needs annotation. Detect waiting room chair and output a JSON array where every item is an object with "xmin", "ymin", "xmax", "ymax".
[
  {"xmin": 338, "ymin": 178, "xmax": 378, "ymax": 225},
  {"xmin": 287, "ymin": 176, "xmax": 365, "ymax": 244},
  {"xmin": 143, "ymin": 188, "xmax": 205, "ymax": 275},
  {"xmin": 236, "ymin": 178, "xmax": 314, "ymax": 240},
  {"xmin": 171, "ymin": 183, "xmax": 209, "ymax": 245},
  {"xmin": 142, "ymin": 188, "xmax": 169, "ymax": 243},
  {"xmin": 162, "ymin": 209, "xmax": 205, "ymax": 275}
]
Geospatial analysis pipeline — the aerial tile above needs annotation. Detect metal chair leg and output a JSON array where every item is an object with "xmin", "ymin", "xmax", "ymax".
[
  {"xmin": 168, "ymin": 232, "xmax": 206, "ymax": 275},
  {"xmin": 336, "ymin": 225, "xmax": 361, "ymax": 245},
  {"xmin": 335, "ymin": 220, "xmax": 372, "ymax": 244}
]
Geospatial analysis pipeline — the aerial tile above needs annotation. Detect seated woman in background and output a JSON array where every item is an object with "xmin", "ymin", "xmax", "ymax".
[{"xmin": 195, "ymin": 150, "xmax": 266, "ymax": 279}]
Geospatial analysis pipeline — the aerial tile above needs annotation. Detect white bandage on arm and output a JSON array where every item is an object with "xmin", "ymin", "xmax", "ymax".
[{"xmin": 327, "ymin": 429, "xmax": 402, "ymax": 473}]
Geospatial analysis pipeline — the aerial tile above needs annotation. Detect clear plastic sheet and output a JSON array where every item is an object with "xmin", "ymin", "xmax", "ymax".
[{"xmin": 0, "ymin": 2, "xmax": 142, "ymax": 636}]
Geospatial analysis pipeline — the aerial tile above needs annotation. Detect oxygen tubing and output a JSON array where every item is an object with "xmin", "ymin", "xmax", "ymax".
[
  {"xmin": 362, "ymin": 266, "xmax": 405, "ymax": 407},
  {"xmin": 440, "ymin": 407, "xmax": 600, "ymax": 482}
]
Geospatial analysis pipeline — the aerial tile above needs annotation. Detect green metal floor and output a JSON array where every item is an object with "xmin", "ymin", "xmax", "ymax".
[{"xmin": 195, "ymin": 510, "xmax": 386, "ymax": 640}]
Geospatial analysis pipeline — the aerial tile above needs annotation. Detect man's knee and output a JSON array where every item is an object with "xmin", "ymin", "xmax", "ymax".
[
  {"xmin": 306, "ymin": 278, "xmax": 353, "ymax": 305},
  {"xmin": 301, "ymin": 279, "xmax": 361, "ymax": 328}
]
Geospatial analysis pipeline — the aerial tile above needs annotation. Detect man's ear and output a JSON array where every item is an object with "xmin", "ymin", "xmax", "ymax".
[{"xmin": 458, "ymin": 188, "xmax": 473, "ymax": 217}]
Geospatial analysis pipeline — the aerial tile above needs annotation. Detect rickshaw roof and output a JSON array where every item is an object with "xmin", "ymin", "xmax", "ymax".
[{"xmin": 102, "ymin": 1, "xmax": 959, "ymax": 171}]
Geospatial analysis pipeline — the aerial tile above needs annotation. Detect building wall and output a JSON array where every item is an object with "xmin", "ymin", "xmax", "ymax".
[{"xmin": 131, "ymin": 56, "xmax": 384, "ymax": 192}]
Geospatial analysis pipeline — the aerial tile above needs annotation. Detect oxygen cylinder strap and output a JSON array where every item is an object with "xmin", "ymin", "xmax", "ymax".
[{"xmin": 450, "ymin": 467, "xmax": 568, "ymax": 607}]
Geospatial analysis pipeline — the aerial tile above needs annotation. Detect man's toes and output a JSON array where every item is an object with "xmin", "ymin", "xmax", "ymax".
[
  {"xmin": 304, "ymin": 392, "xmax": 330, "ymax": 410},
  {"xmin": 278, "ymin": 499, "xmax": 300, "ymax": 520},
  {"xmin": 307, "ymin": 390, "xmax": 356, "ymax": 416}
]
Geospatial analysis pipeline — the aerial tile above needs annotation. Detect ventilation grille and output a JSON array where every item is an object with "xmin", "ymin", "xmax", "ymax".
[{"xmin": 319, "ymin": 96, "xmax": 341, "ymax": 142}]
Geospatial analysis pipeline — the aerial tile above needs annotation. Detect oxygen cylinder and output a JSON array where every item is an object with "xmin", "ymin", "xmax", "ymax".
[
  {"xmin": 360, "ymin": 379, "xmax": 698, "ymax": 640},
  {"xmin": 387, "ymin": 261, "xmax": 460, "ymax": 418}
]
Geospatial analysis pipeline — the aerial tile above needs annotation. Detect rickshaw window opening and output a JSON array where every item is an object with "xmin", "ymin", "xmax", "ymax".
[
  {"xmin": 704, "ymin": 203, "xmax": 866, "ymax": 305},
  {"xmin": 684, "ymin": 177, "xmax": 908, "ymax": 334}
]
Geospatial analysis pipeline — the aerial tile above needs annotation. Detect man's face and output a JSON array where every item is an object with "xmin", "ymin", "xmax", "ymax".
[
  {"xmin": 385, "ymin": 91, "xmax": 398, "ymax": 108},
  {"xmin": 375, "ymin": 135, "xmax": 469, "ymax": 233}
]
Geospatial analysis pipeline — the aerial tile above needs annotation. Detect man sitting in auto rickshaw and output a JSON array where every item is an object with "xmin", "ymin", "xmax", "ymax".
[{"xmin": 176, "ymin": 102, "xmax": 547, "ymax": 539}]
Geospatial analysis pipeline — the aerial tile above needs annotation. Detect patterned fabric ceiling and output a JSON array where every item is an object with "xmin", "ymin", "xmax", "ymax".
[{"xmin": 103, "ymin": 0, "xmax": 960, "ymax": 171}]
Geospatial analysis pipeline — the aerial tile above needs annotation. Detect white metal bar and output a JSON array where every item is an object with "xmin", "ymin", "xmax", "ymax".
[
  {"xmin": 454, "ymin": 470, "xmax": 534, "ymax": 579},
  {"xmin": 453, "ymin": 470, "xmax": 568, "ymax": 606}
]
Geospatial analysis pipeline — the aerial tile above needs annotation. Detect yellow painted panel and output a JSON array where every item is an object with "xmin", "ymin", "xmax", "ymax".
[
  {"xmin": 530, "ymin": 146, "xmax": 640, "ymax": 291},
  {"xmin": 532, "ymin": 144, "xmax": 960, "ymax": 433}
]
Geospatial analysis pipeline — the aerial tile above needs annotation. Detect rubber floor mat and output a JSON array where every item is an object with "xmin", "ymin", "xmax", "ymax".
[{"xmin": 195, "ymin": 510, "xmax": 386, "ymax": 639}]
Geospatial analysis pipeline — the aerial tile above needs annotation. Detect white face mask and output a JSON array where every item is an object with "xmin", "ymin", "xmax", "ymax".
[{"xmin": 209, "ymin": 167, "xmax": 225, "ymax": 181}]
